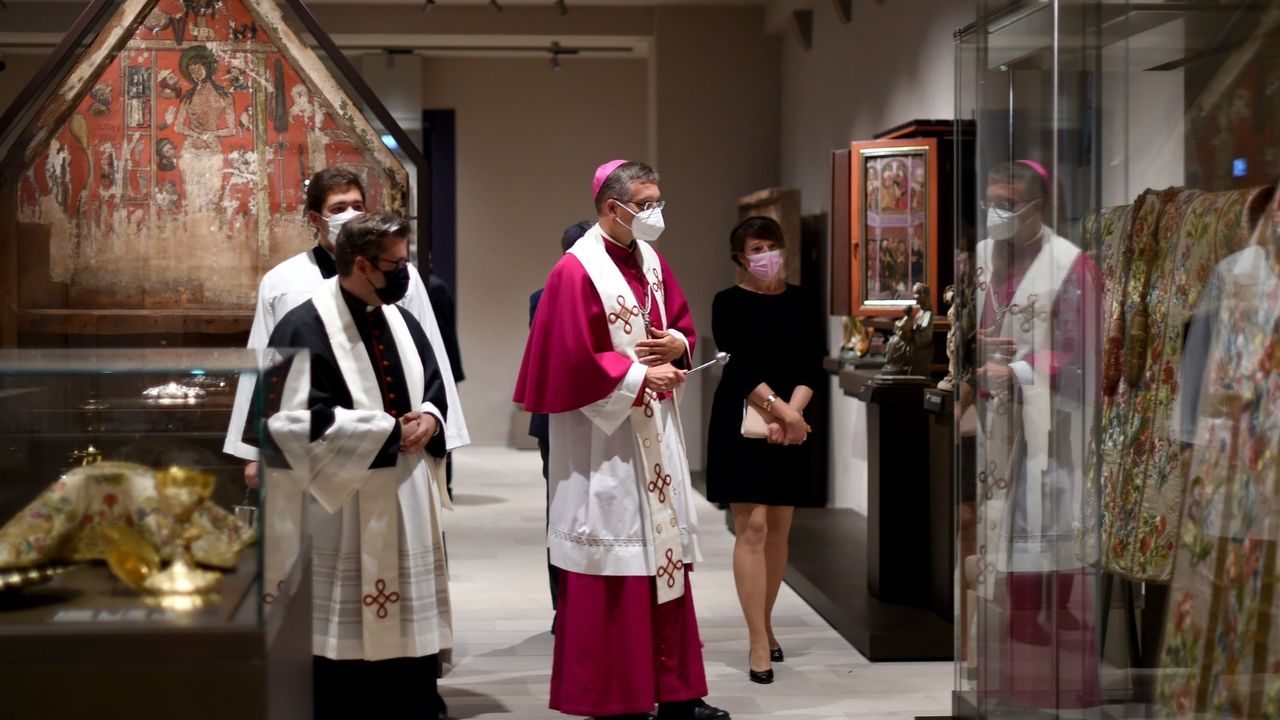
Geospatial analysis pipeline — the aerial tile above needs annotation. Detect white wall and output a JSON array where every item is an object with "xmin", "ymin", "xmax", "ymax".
[
  {"xmin": 421, "ymin": 56, "xmax": 651, "ymax": 446},
  {"xmin": 777, "ymin": 0, "xmax": 975, "ymax": 513},
  {"xmin": 653, "ymin": 5, "xmax": 780, "ymax": 471},
  {"xmin": 1100, "ymin": 19, "xmax": 1186, "ymax": 207}
]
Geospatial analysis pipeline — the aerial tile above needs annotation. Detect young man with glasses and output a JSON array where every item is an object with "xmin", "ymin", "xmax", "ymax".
[
  {"xmin": 515, "ymin": 160, "xmax": 730, "ymax": 720},
  {"xmin": 225, "ymin": 166, "xmax": 470, "ymax": 487}
]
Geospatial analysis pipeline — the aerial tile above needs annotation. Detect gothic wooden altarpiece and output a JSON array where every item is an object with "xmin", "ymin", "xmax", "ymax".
[{"xmin": 0, "ymin": 0, "xmax": 413, "ymax": 346}]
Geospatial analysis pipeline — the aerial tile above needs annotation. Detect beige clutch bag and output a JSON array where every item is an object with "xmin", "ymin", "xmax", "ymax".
[{"xmin": 740, "ymin": 401, "xmax": 775, "ymax": 439}]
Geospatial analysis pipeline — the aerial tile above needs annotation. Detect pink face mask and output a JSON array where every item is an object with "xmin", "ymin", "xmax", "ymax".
[{"xmin": 746, "ymin": 249, "xmax": 783, "ymax": 280}]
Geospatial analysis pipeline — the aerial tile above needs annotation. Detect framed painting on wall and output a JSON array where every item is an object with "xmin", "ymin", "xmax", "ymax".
[{"xmin": 849, "ymin": 137, "xmax": 939, "ymax": 317}]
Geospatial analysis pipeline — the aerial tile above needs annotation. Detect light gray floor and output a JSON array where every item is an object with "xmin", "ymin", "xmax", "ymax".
[{"xmin": 440, "ymin": 445, "xmax": 951, "ymax": 720}]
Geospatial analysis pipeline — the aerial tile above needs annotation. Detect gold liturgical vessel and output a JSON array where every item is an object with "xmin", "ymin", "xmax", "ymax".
[{"xmin": 143, "ymin": 467, "xmax": 223, "ymax": 595}]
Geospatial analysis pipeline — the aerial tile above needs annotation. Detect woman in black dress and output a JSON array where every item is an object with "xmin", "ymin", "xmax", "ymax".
[{"xmin": 706, "ymin": 216, "xmax": 825, "ymax": 684}]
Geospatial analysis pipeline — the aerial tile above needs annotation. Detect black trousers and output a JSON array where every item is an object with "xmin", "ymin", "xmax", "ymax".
[
  {"xmin": 313, "ymin": 654, "xmax": 439, "ymax": 719},
  {"xmin": 539, "ymin": 437, "xmax": 559, "ymax": 612}
]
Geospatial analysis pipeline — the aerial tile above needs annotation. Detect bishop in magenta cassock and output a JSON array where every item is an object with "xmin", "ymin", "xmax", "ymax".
[{"xmin": 514, "ymin": 161, "xmax": 731, "ymax": 720}]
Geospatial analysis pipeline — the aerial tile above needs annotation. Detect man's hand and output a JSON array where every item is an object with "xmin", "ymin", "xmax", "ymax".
[
  {"xmin": 244, "ymin": 461, "xmax": 260, "ymax": 489},
  {"xmin": 399, "ymin": 411, "xmax": 438, "ymax": 453},
  {"xmin": 644, "ymin": 363, "xmax": 687, "ymax": 393},
  {"xmin": 636, "ymin": 328, "xmax": 685, "ymax": 366}
]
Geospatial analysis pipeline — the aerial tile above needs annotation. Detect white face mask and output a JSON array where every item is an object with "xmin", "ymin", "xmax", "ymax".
[
  {"xmin": 614, "ymin": 201, "xmax": 665, "ymax": 243},
  {"xmin": 986, "ymin": 207, "xmax": 1018, "ymax": 241},
  {"xmin": 325, "ymin": 208, "xmax": 362, "ymax": 244},
  {"xmin": 987, "ymin": 200, "xmax": 1038, "ymax": 243}
]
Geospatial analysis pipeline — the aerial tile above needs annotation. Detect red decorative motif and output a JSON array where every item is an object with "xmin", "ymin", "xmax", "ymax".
[
  {"xmin": 656, "ymin": 548, "xmax": 684, "ymax": 589},
  {"xmin": 362, "ymin": 578, "xmax": 401, "ymax": 619},
  {"xmin": 647, "ymin": 463, "xmax": 673, "ymax": 503},
  {"xmin": 642, "ymin": 387, "xmax": 657, "ymax": 418},
  {"xmin": 649, "ymin": 268, "xmax": 665, "ymax": 295},
  {"xmin": 608, "ymin": 295, "xmax": 640, "ymax": 335}
]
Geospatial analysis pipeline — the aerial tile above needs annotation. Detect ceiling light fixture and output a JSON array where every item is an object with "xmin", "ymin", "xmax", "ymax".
[{"xmin": 548, "ymin": 41, "xmax": 578, "ymax": 72}]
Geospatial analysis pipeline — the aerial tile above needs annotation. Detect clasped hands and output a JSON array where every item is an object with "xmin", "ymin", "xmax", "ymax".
[
  {"xmin": 765, "ymin": 402, "xmax": 811, "ymax": 446},
  {"xmin": 640, "ymin": 328, "xmax": 689, "ymax": 394},
  {"xmin": 399, "ymin": 411, "xmax": 439, "ymax": 453}
]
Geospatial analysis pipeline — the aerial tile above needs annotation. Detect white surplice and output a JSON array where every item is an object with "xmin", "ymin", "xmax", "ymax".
[
  {"xmin": 547, "ymin": 227, "xmax": 701, "ymax": 582},
  {"xmin": 225, "ymin": 247, "xmax": 469, "ymax": 458},
  {"xmin": 266, "ymin": 278, "xmax": 451, "ymax": 661}
]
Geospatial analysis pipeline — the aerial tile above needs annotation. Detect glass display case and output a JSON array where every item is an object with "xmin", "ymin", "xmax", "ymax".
[
  {"xmin": 0, "ymin": 348, "xmax": 310, "ymax": 719},
  {"xmin": 954, "ymin": 2, "xmax": 1280, "ymax": 718}
]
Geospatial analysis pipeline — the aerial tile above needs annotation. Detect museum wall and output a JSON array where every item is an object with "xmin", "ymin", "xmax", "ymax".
[
  {"xmin": 418, "ymin": 54, "xmax": 650, "ymax": 446},
  {"xmin": 652, "ymin": 5, "xmax": 781, "ymax": 471},
  {"xmin": 776, "ymin": 0, "xmax": 974, "ymax": 513}
]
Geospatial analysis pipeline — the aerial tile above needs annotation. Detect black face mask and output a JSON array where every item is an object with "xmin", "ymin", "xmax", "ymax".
[{"xmin": 367, "ymin": 261, "xmax": 410, "ymax": 305}]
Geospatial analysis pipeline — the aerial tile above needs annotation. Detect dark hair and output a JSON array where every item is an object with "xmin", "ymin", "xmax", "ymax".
[
  {"xmin": 729, "ymin": 216, "xmax": 785, "ymax": 267},
  {"xmin": 335, "ymin": 211, "xmax": 410, "ymax": 276},
  {"xmin": 594, "ymin": 161, "xmax": 660, "ymax": 213},
  {"xmin": 560, "ymin": 220, "xmax": 594, "ymax": 253},
  {"xmin": 306, "ymin": 166, "xmax": 366, "ymax": 216}
]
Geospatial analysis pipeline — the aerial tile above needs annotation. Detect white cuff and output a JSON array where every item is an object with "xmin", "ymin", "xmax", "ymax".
[
  {"xmin": 223, "ymin": 437, "xmax": 262, "ymax": 462},
  {"xmin": 420, "ymin": 402, "xmax": 445, "ymax": 438},
  {"xmin": 581, "ymin": 362, "xmax": 648, "ymax": 435},
  {"xmin": 1011, "ymin": 360, "xmax": 1034, "ymax": 386},
  {"xmin": 666, "ymin": 327, "xmax": 692, "ymax": 365}
]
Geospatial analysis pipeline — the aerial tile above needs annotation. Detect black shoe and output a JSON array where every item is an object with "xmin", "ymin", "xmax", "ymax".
[
  {"xmin": 749, "ymin": 666, "xmax": 774, "ymax": 684},
  {"xmin": 437, "ymin": 694, "xmax": 447, "ymax": 720},
  {"xmin": 657, "ymin": 699, "xmax": 731, "ymax": 720},
  {"xmin": 770, "ymin": 646, "xmax": 784, "ymax": 663}
]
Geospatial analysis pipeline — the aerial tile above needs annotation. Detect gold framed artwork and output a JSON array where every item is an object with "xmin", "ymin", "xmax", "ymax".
[{"xmin": 849, "ymin": 137, "xmax": 939, "ymax": 317}]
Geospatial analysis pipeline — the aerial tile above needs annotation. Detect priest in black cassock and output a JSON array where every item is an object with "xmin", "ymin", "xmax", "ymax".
[{"xmin": 256, "ymin": 211, "xmax": 452, "ymax": 719}]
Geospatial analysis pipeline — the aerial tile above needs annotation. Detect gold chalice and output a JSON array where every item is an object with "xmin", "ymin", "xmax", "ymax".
[{"xmin": 143, "ymin": 466, "xmax": 222, "ymax": 596}]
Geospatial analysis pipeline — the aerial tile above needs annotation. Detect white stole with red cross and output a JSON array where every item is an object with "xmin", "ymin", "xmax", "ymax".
[
  {"xmin": 267, "ymin": 278, "xmax": 451, "ymax": 660},
  {"xmin": 568, "ymin": 225, "xmax": 688, "ymax": 603}
]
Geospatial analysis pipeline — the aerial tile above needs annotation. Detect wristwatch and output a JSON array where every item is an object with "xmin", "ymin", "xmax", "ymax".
[{"xmin": 763, "ymin": 394, "xmax": 778, "ymax": 413}]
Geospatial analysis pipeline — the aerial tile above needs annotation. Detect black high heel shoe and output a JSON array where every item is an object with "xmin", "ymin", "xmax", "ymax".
[
  {"xmin": 770, "ymin": 646, "xmax": 784, "ymax": 663},
  {"xmin": 748, "ymin": 653, "xmax": 774, "ymax": 684}
]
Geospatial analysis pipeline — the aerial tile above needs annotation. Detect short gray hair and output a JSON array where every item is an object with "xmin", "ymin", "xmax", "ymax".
[
  {"xmin": 335, "ymin": 211, "xmax": 410, "ymax": 276},
  {"xmin": 594, "ymin": 161, "xmax": 660, "ymax": 212}
]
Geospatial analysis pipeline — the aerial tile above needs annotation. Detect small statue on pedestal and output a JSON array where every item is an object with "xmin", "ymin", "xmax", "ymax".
[
  {"xmin": 938, "ymin": 285, "xmax": 960, "ymax": 390},
  {"xmin": 939, "ymin": 256, "xmax": 976, "ymax": 391},
  {"xmin": 881, "ymin": 282, "xmax": 933, "ymax": 376}
]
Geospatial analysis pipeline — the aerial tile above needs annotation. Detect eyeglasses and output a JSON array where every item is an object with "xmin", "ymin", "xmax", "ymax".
[
  {"xmin": 617, "ymin": 198, "xmax": 665, "ymax": 213},
  {"xmin": 367, "ymin": 256, "xmax": 409, "ymax": 271},
  {"xmin": 980, "ymin": 199, "xmax": 1035, "ymax": 213}
]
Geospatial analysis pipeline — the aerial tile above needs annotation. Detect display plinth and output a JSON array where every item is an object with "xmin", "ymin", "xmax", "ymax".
[
  {"xmin": 0, "ymin": 554, "xmax": 312, "ymax": 720},
  {"xmin": 784, "ymin": 507, "xmax": 952, "ymax": 661},
  {"xmin": 843, "ymin": 368, "xmax": 932, "ymax": 607},
  {"xmin": 923, "ymin": 388, "xmax": 956, "ymax": 621}
]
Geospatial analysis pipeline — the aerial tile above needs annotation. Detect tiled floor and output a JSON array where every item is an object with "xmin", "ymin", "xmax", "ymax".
[{"xmin": 440, "ymin": 445, "xmax": 952, "ymax": 720}]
